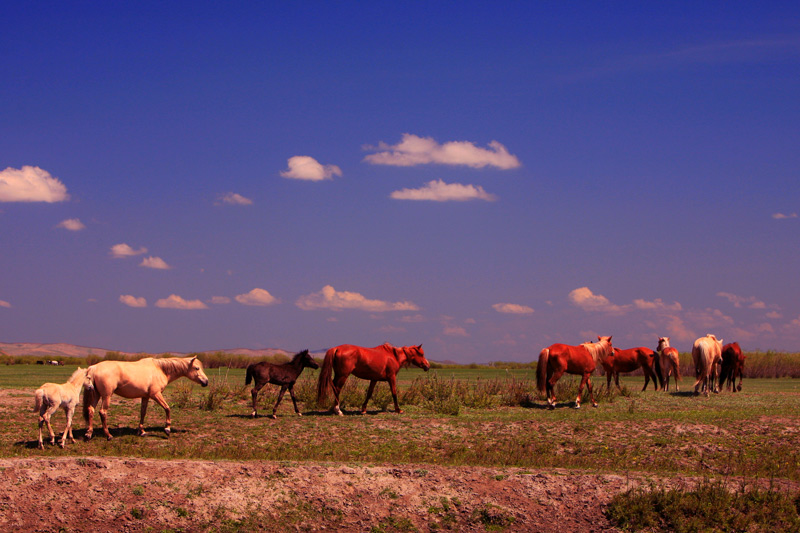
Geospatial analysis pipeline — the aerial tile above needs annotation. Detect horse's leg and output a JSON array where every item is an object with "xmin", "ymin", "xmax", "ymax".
[
  {"xmin": 331, "ymin": 374, "xmax": 348, "ymax": 416},
  {"xmin": 606, "ymin": 371, "xmax": 612, "ymax": 391},
  {"xmin": 98, "ymin": 395, "xmax": 113, "ymax": 440},
  {"xmin": 44, "ymin": 403, "xmax": 58, "ymax": 445},
  {"xmin": 37, "ymin": 404, "xmax": 50, "ymax": 449},
  {"xmin": 388, "ymin": 375, "xmax": 403, "ymax": 414},
  {"xmin": 60, "ymin": 406, "xmax": 74, "ymax": 448},
  {"xmin": 84, "ymin": 389, "xmax": 99, "ymax": 441},
  {"xmin": 138, "ymin": 397, "xmax": 150, "ymax": 436},
  {"xmin": 150, "ymin": 391, "xmax": 171, "ymax": 436},
  {"xmin": 547, "ymin": 367, "xmax": 565, "ymax": 408},
  {"xmin": 288, "ymin": 385, "xmax": 302, "ymax": 416},
  {"xmin": 574, "ymin": 374, "xmax": 588, "ymax": 408},
  {"xmin": 271, "ymin": 386, "xmax": 288, "ymax": 419},
  {"xmin": 614, "ymin": 372, "xmax": 622, "ymax": 392},
  {"xmin": 250, "ymin": 381, "xmax": 265, "ymax": 418},
  {"xmin": 361, "ymin": 381, "xmax": 377, "ymax": 414},
  {"xmin": 587, "ymin": 376, "xmax": 597, "ymax": 408}
]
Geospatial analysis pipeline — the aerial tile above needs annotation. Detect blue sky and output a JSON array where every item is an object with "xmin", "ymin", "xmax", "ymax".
[{"xmin": 2, "ymin": 2, "xmax": 799, "ymax": 362}]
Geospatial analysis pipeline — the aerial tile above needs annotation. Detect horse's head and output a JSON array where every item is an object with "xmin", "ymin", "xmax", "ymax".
[
  {"xmin": 405, "ymin": 344, "xmax": 430, "ymax": 371},
  {"xmin": 188, "ymin": 357, "xmax": 209, "ymax": 387},
  {"xmin": 598, "ymin": 336, "xmax": 613, "ymax": 356},
  {"xmin": 298, "ymin": 349, "xmax": 320, "ymax": 370},
  {"xmin": 657, "ymin": 337, "xmax": 670, "ymax": 351}
]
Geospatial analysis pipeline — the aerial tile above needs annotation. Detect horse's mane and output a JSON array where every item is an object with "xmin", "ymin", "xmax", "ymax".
[
  {"xmin": 583, "ymin": 339, "xmax": 611, "ymax": 363},
  {"xmin": 67, "ymin": 367, "xmax": 87, "ymax": 385},
  {"xmin": 154, "ymin": 357, "xmax": 192, "ymax": 376},
  {"xmin": 290, "ymin": 350, "xmax": 310, "ymax": 363}
]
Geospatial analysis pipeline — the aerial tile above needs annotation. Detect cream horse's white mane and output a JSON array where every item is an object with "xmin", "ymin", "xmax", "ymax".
[{"xmin": 581, "ymin": 337, "xmax": 613, "ymax": 364}]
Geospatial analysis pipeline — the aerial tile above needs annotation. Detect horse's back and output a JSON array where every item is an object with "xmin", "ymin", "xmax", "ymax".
[{"xmin": 88, "ymin": 358, "xmax": 162, "ymax": 397}]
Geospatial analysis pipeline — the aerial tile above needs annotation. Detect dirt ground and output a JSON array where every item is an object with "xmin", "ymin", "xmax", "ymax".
[{"xmin": 0, "ymin": 456, "xmax": 699, "ymax": 532}]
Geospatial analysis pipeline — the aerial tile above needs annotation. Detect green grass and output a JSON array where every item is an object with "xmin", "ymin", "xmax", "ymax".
[{"xmin": 4, "ymin": 364, "xmax": 800, "ymax": 483}]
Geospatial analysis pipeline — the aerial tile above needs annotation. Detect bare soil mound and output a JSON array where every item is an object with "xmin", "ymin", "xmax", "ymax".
[{"xmin": 0, "ymin": 456, "xmax": 668, "ymax": 532}]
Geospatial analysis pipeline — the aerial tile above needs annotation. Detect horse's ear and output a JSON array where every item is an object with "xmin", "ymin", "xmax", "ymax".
[{"xmin": 417, "ymin": 344, "xmax": 423, "ymax": 350}]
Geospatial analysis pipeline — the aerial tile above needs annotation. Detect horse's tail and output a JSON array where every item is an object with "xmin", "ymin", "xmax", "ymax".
[
  {"xmin": 536, "ymin": 348, "xmax": 549, "ymax": 394},
  {"xmin": 245, "ymin": 364, "xmax": 254, "ymax": 386},
  {"xmin": 82, "ymin": 369, "xmax": 97, "ymax": 424},
  {"xmin": 33, "ymin": 389, "xmax": 44, "ymax": 413},
  {"xmin": 316, "ymin": 349, "xmax": 336, "ymax": 405},
  {"xmin": 672, "ymin": 352, "xmax": 681, "ymax": 381}
]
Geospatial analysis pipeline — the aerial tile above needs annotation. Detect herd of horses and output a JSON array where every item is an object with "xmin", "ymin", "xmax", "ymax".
[{"xmin": 32, "ymin": 337, "xmax": 744, "ymax": 449}]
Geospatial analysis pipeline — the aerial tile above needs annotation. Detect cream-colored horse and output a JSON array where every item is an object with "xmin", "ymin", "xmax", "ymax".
[
  {"xmin": 656, "ymin": 337, "xmax": 681, "ymax": 392},
  {"xmin": 34, "ymin": 367, "xmax": 87, "ymax": 449},
  {"xmin": 83, "ymin": 356, "xmax": 208, "ymax": 440},
  {"xmin": 692, "ymin": 334, "xmax": 722, "ymax": 396}
]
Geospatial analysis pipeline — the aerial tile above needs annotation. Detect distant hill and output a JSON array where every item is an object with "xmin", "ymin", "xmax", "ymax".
[{"xmin": 0, "ymin": 342, "xmax": 315, "ymax": 360}]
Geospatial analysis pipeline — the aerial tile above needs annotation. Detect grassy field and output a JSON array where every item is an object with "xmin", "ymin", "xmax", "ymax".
[{"xmin": 3, "ymin": 364, "xmax": 799, "ymax": 486}]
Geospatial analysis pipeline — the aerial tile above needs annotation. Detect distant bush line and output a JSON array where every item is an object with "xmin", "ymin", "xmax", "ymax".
[{"xmin": 1, "ymin": 350, "xmax": 799, "ymax": 378}]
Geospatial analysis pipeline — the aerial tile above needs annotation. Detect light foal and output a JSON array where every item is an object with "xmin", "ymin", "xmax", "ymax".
[
  {"xmin": 656, "ymin": 337, "xmax": 681, "ymax": 392},
  {"xmin": 34, "ymin": 367, "xmax": 88, "ymax": 449}
]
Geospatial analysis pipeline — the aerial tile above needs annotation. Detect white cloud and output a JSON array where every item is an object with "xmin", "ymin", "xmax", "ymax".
[
  {"xmin": 633, "ymin": 298, "xmax": 682, "ymax": 311},
  {"xmin": 766, "ymin": 311, "xmax": 782, "ymax": 319},
  {"xmin": 717, "ymin": 292, "xmax": 767, "ymax": 309},
  {"xmin": 140, "ymin": 256, "xmax": 171, "ymax": 270},
  {"xmin": 110, "ymin": 243, "xmax": 148, "ymax": 258},
  {"xmin": 0, "ymin": 299, "xmax": 11, "ymax": 308},
  {"xmin": 391, "ymin": 179, "xmax": 497, "ymax": 202},
  {"xmin": 155, "ymin": 294, "xmax": 209, "ymax": 310},
  {"xmin": 568, "ymin": 287, "xmax": 626, "ymax": 314},
  {"xmin": 119, "ymin": 295, "xmax": 147, "ymax": 308},
  {"xmin": 56, "ymin": 218, "xmax": 86, "ymax": 231},
  {"xmin": 210, "ymin": 296, "xmax": 231, "ymax": 305},
  {"xmin": 364, "ymin": 134, "xmax": 521, "ymax": 169},
  {"xmin": 772, "ymin": 212, "xmax": 798, "ymax": 219},
  {"xmin": 280, "ymin": 156, "xmax": 342, "ymax": 181},
  {"xmin": 0, "ymin": 166, "xmax": 69, "ymax": 203},
  {"xmin": 296, "ymin": 285, "xmax": 419, "ymax": 312},
  {"xmin": 492, "ymin": 303, "xmax": 534, "ymax": 314},
  {"xmin": 235, "ymin": 288, "xmax": 279, "ymax": 306},
  {"xmin": 443, "ymin": 325, "xmax": 469, "ymax": 337},
  {"xmin": 216, "ymin": 192, "xmax": 253, "ymax": 206}
]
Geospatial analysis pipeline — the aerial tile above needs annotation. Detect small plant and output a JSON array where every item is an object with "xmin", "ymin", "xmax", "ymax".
[{"xmin": 132, "ymin": 484, "xmax": 144, "ymax": 496}]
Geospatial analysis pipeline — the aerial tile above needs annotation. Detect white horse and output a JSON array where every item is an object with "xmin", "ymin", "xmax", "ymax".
[
  {"xmin": 656, "ymin": 337, "xmax": 681, "ymax": 392},
  {"xmin": 692, "ymin": 334, "xmax": 723, "ymax": 396},
  {"xmin": 34, "ymin": 367, "xmax": 88, "ymax": 449}
]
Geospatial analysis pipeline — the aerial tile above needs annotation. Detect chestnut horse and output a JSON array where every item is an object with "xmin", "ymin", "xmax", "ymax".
[
  {"xmin": 601, "ymin": 346, "xmax": 659, "ymax": 392},
  {"xmin": 316, "ymin": 343, "xmax": 430, "ymax": 415},
  {"xmin": 692, "ymin": 334, "xmax": 723, "ymax": 396},
  {"xmin": 245, "ymin": 349, "xmax": 319, "ymax": 418},
  {"xmin": 83, "ymin": 356, "xmax": 209, "ymax": 440},
  {"xmin": 34, "ymin": 367, "xmax": 87, "ymax": 449},
  {"xmin": 537, "ymin": 336, "xmax": 613, "ymax": 409},
  {"xmin": 656, "ymin": 337, "xmax": 681, "ymax": 392},
  {"xmin": 719, "ymin": 342, "xmax": 745, "ymax": 392}
]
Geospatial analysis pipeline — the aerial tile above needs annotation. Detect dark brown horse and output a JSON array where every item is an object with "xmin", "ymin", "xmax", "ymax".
[
  {"xmin": 245, "ymin": 350, "xmax": 319, "ymax": 418},
  {"xmin": 719, "ymin": 342, "xmax": 745, "ymax": 392},
  {"xmin": 316, "ymin": 343, "xmax": 429, "ymax": 415},
  {"xmin": 537, "ymin": 336, "xmax": 613, "ymax": 409},
  {"xmin": 601, "ymin": 346, "xmax": 660, "ymax": 392}
]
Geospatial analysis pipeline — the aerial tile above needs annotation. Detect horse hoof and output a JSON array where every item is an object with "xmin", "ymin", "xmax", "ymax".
[
  {"xmin": 592, "ymin": 403, "xmax": 598, "ymax": 408},
  {"xmin": 296, "ymin": 412, "xmax": 303, "ymax": 417},
  {"xmin": 106, "ymin": 435, "xmax": 113, "ymax": 441},
  {"xmin": 269, "ymin": 414, "xmax": 277, "ymax": 420},
  {"xmin": 251, "ymin": 412, "xmax": 257, "ymax": 418},
  {"xmin": 573, "ymin": 404, "xmax": 581, "ymax": 409},
  {"xmin": 164, "ymin": 428, "xmax": 171, "ymax": 436},
  {"xmin": 59, "ymin": 443, "xmax": 65, "ymax": 449},
  {"xmin": 84, "ymin": 434, "xmax": 93, "ymax": 442},
  {"xmin": 38, "ymin": 443, "xmax": 44, "ymax": 450}
]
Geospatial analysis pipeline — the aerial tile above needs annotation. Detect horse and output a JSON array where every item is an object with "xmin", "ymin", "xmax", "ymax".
[
  {"xmin": 245, "ymin": 349, "xmax": 319, "ymax": 418},
  {"xmin": 316, "ymin": 343, "xmax": 429, "ymax": 416},
  {"xmin": 719, "ymin": 342, "xmax": 745, "ymax": 392},
  {"xmin": 691, "ymin": 334, "xmax": 723, "ymax": 396},
  {"xmin": 537, "ymin": 336, "xmax": 613, "ymax": 409},
  {"xmin": 656, "ymin": 337, "xmax": 681, "ymax": 392},
  {"xmin": 33, "ymin": 367, "xmax": 87, "ymax": 449},
  {"xmin": 601, "ymin": 346, "xmax": 660, "ymax": 392},
  {"xmin": 83, "ymin": 356, "xmax": 209, "ymax": 440}
]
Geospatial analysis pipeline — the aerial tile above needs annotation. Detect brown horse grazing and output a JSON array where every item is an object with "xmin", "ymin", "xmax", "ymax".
[
  {"xmin": 601, "ymin": 346, "xmax": 660, "ymax": 392},
  {"xmin": 33, "ymin": 367, "xmax": 87, "ymax": 449},
  {"xmin": 691, "ymin": 334, "xmax": 723, "ymax": 396},
  {"xmin": 656, "ymin": 337, "xmax": 681, "ymax": 392},
  {"xmin": 317, "ymin": 343, "xmax": 430, "ymax": 416},
  {"xmin": 245, "ymin": 350, "xmax": 319, "ymax": 418},
  {"xmin": 537, "ymin": 336, "xmax": 613, "ymax": 409},
  {"xmin": 83, "ymin": 356, "xmax": 209, "ymax": 440},
  {"xmin": 719, "ymin": 342, "xmax": 745, "ymax": 392}
]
